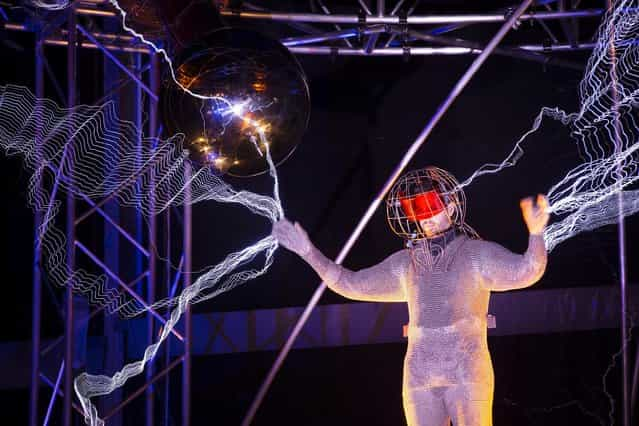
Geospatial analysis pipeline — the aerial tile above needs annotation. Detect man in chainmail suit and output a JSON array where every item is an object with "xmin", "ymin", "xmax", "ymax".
[{"xmin": 273, "ymin": 167, "xmax": 549, "ymax": 426}]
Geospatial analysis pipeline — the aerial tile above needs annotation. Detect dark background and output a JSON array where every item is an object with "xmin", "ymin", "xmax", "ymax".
[{"xmin": 0, "ymin": 0, "xmax": 637, "ymax": 425}]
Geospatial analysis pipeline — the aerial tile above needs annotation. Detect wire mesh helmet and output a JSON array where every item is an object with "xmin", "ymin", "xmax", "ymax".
[{"xmin": 386, "ymin": 167, "xmax": 470, "ymax": 241}]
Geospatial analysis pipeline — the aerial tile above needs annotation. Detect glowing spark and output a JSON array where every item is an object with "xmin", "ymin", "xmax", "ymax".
[{"xmin": 231, "ymin": 101, "xmax": 248, "ymax": 116}]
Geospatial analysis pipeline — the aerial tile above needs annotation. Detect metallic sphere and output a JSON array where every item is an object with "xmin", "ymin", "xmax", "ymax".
[{"xmin": 161, "ymin": 27, "xmax": 310, "ymax": 177}]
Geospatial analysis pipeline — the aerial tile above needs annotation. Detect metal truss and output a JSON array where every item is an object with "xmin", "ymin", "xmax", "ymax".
[
  {"xmin": 223, "ymin": 0, "xmax": 604, "ymax": 65},
  {"xmin": 0, "ymin": 1, "xmax": 615, "ymax": 63},
  {"xmin": 17, "ymin": 4, "xmax": 193, "ymax": 426}
]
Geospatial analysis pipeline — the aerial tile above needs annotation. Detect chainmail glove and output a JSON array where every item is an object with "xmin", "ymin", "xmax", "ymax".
[{"xmin": 272, "ymin": 218, "xmax": 312, "ymax": 257}]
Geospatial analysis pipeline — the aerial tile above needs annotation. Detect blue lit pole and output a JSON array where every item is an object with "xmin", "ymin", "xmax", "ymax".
[
  {"xmin": 101, "ymin": 22, "xmax": 123, "ymax": 426},
  {"xmin": 182, "ymin": 162, "xmax": 193, "ymax": 426},
  {"xmin": 164, "ymin": 200, "xmax": 172, "ymax": 426},
  {"xmin": 29, "ymin": 29, "xmax": 45, "ymax": 426},
  {"xmin": 64, "ymin": 6, "xmax": 77, "ymax": 426},
  {"xmin": 146, "ymin": 51, "xmax": 160, "ymax": 426}
]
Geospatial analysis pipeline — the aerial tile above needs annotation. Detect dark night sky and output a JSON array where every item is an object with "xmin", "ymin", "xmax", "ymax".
[{"xmin": 0, "ymin": 1, "xmax": 637, "ymax": 425}]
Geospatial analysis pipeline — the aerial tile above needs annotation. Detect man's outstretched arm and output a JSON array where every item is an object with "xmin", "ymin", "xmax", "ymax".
[
  {"xmin": 273, "ymin": 219, "xmax": 407, "ymax": 302},
  {"xmin": 478, "ymin": 194, "xmax": 550, "ymax": 292}
]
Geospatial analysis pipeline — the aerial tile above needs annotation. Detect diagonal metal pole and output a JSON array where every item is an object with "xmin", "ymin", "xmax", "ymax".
[
  {"xmin": 76, "ymin": 190, "xmax": 151, "ymax": 257},
  {"xmin": 40, "ymin": 271, "xmax": 150, "ymax": 357},
  {"xmin": 94, "ymin": 63, "xmax": 152, "ymax": 107},
  {"xmin": 358, "ymin": 0, "xmax": 373, "ymax": 15},
  {"xmin": 182, "ymin": 163, "xmax": 193, "ymax": 426},
  {"xmin": 316, "ymin": 0, "xmax": 354, "ymax": 47},
  {"xmin": 164, "ymin": 207, "xmax": 173, "ymax": 426},
  {"xmin": 43, "ymin": 361, "xmax": 65, "ymax": 426},
  {"xmin": 40, "ymin": 372, "xmax": 84, "ymax": 414},
  {"xmin": 281, "ymin": 26, "xmax": 384, "ymax": 47},
  {"xmin": 76, "ymin": 24, "xmax": 157, "ymax": 102},
  {"xmin": 390, "ymin": 0, "xmax": 407, "ymax": 15},
  {"xmin": 241, "ymin": 1, "xmax": 535, "ymax": 424},
  {"xmin": 74, "ymin": 241, "xmax": 184, "ymax": 341},
  {"xmin": 74, "ymin": 142, "xmax": 168, "ymax": 226},
  {"xmin": 103, "ymin": 356, "xmax": 185, "ymax": 421}
]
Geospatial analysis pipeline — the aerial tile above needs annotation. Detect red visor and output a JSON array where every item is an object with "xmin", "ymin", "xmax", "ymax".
[{"xmin": 399, "ymin": 190, "xmax": 445, "ymax": 222}]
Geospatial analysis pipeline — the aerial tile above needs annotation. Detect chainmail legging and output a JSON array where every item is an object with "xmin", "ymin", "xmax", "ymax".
[{"xmin": 403, "ymin": 383, "xmax": 493, "ymax": 426}]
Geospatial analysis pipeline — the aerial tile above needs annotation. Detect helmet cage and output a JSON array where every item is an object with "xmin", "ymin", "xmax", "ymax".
[{"xmin": 386, "ymin": 167, "xmax": 467, "ymax": 241}]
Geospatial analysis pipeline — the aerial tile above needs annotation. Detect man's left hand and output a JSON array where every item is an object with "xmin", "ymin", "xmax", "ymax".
[{"xmin": 521, "ymin": 194, "xmax": 550, "ymax": 236}]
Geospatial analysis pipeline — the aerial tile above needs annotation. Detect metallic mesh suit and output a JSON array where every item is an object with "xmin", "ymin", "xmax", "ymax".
[
  {"xmin": 274, "ymin": 167, "xmax": 548, "ymax": 426},
  {"xmin": 300, "ymin": 232, "xmax": 546, "ymax": 425}
]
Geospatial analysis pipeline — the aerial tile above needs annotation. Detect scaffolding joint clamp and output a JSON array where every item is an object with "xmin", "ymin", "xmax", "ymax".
[
  {"xmin": 330, "ymin": 46, "xmax": 338, "ymax": 62},
  {"xmin": 504, "ymin": 7, "xmax": 522, "ymax": 30},
  {"xmin": 357, "ymin": 10, "xmax": 367, "ymax": 41},
  {"xmin": 398, "ymin": 10, "xmax": 408, "ymax": 42}
]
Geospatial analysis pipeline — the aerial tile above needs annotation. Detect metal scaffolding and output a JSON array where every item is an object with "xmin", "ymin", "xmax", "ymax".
[
  {"xmin": 23, "ymin": 5, "xmax": 192, "ymax": 426},
  {"xmin": 3, "ymin": 0, "xmax": 632, "ymax": 425}
]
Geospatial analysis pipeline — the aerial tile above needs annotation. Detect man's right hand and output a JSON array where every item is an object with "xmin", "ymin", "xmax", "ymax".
[{"xmin": 272, "ymin": 218, "xmax": 312, "ymax": 257}]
